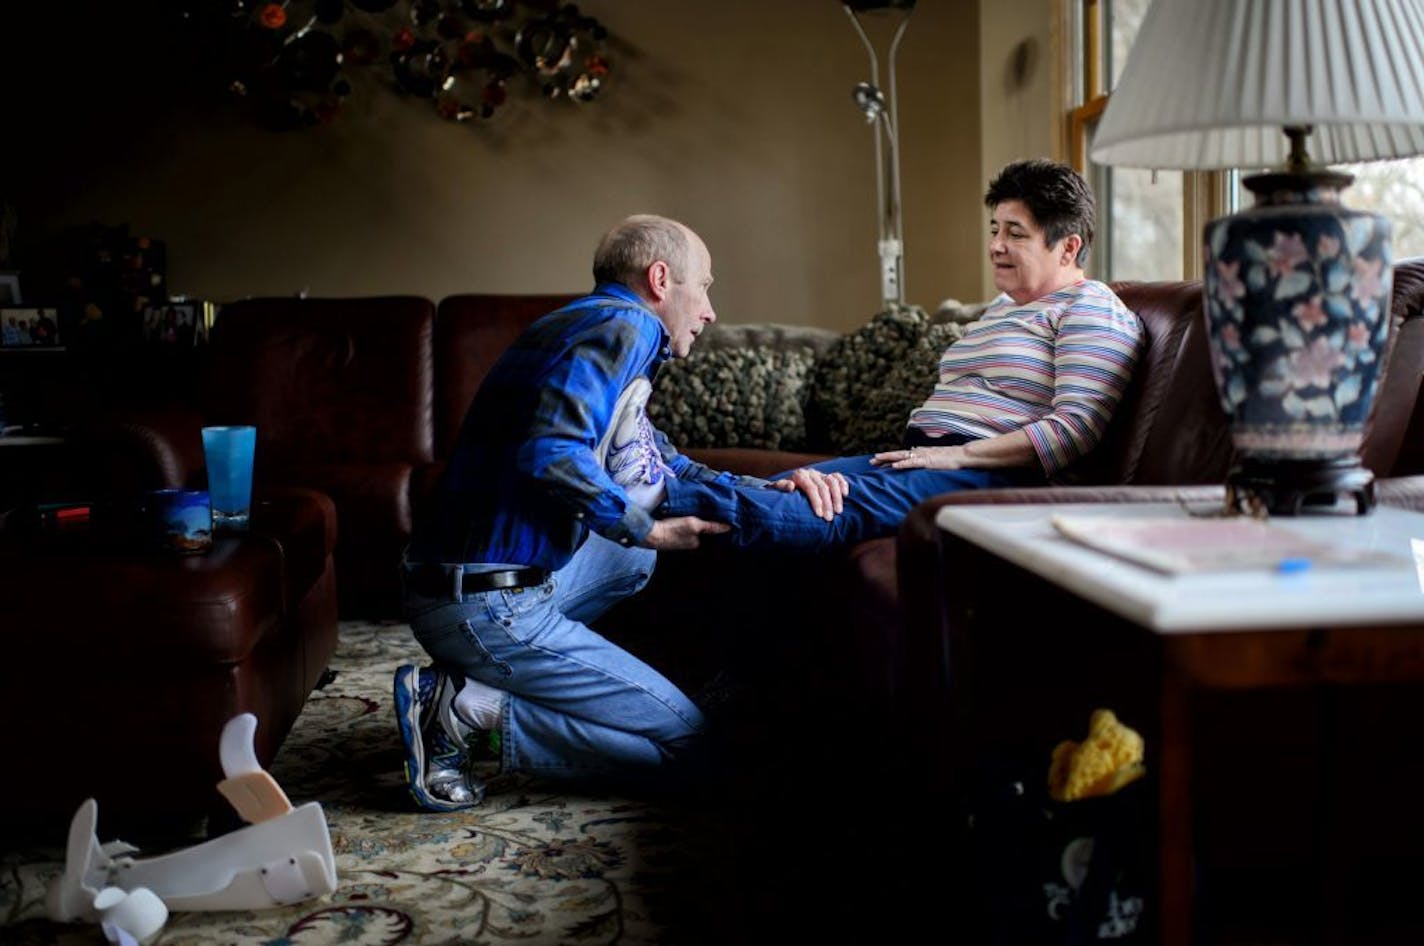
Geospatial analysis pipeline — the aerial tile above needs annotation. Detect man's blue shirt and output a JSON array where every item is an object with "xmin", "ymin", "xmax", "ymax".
[{"xmin": 408, "ymin": 282, "xmax": 764, "ymax": 569}]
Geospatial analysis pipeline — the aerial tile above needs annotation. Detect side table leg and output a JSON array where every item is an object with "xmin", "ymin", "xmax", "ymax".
[{"xmin": 1159, "ymin": 668, "xmax": 1194, "ymax": 946}]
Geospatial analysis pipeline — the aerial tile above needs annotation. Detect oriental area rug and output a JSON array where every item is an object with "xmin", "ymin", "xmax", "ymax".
[{"xmin": 0, "ymin": 621, "xmax": 753, "ymax": 946}]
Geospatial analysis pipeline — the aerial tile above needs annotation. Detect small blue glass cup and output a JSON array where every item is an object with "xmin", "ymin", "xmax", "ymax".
[
  {"xmin": 145, "ymin": 488, "xmax": 213, "ymax": 554},
  {"xmin": 201, "ymin": 425, "xmax": 257, "ymax": 533}
]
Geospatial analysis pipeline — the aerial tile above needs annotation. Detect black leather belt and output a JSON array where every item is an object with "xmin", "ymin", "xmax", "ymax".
[{"xmin": 405, "ymin": 564, "xmax": 549, "ymax": 598}]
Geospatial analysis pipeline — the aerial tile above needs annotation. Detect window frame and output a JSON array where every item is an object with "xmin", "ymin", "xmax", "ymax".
[{"xmin": 1066, "ymin": 0, "xmax": 1230, "ymax": 282}]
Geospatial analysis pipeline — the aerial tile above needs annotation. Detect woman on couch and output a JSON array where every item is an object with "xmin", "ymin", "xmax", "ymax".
[{"xmin": 643, "ymin": 158, "xmax": 1145, "ymax": 550}]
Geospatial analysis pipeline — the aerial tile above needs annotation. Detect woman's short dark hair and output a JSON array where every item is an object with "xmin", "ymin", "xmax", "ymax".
[
  {"xmin": 593, "ymin": 215, "xmax": 690, "ymax": 287},
  {"xmin": 984, "ymin": 159, "xmax": 1096, "ymax": 266}
]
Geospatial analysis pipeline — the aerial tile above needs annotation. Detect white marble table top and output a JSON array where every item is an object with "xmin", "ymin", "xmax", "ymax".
[{"xmin": 934, "ymin": 501, "xmax": 1424, "ymax": 633}]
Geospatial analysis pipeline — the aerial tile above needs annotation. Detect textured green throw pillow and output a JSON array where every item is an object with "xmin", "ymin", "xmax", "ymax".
[
  {"xmin": 806, "ymin": 306, "xmax": 965, "ymax": 455},
  {"xmin": 650, "ymin": 345, "xmax": 818, "ymax": 450}
]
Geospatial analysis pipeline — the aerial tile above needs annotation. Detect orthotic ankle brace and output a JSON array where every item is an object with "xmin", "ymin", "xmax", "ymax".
[{"xmin": 47, "ymin": 713, "xmax": 338, "ymax": 926}]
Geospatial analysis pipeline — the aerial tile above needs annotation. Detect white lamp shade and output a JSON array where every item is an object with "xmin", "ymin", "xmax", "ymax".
[{"xmin": 1090, "ymin": 0, "xmax": 1424, "ymax": 170}]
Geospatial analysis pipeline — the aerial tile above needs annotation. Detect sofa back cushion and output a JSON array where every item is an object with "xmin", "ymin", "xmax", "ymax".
[
  {"xmin": 433, "ymin": 294, "xmax": 577, "ymax": 458},
  {"xmin": 1063, "ymin": 260, "xmax": 1424, "ymax": 486},
  {"xmin": 650, "ymin": 322, "xmax": 842, "ymax": 452},
  {"xmin": 207, "ymin": 296, "xmax": 436, "ymax": 468},
  {"xmin": 1057, "ymin": 280, "xmax": 1234, "ymax": 486},
  {"xmin": 804, "ymin": 307, "xmax": 965, "ymax": 455},
  {"xmin": 1364, "ymin": 257, "xmax": 1424, "ymax": 476}
]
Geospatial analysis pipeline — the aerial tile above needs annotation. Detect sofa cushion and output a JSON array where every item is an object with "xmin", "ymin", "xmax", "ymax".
[
  {"xmin": 1365, "ymin": 257, "xmax": 1424, "ymax": 477},
  {"xmin": 270, "ymin": 460, "xmax": 414, "ymax": 615},
  {"xmin": 252, "ymin": 486, "xmax": 339, "ymax": 606},
  {"xmin": 690, "ymin": 321, "xmax": 842, "ymax": 357},
  {"xmin": 806, "ymin": 306, "xmax": 965, "ymax": 455},
  {"xmin": 206, "ymin": 296, "xmax": 437, "ymax": 468},
  {"xmin": 433, "ymin": 294, "xmax": 577, "ymax": 457},
  {"xmin": 651, "ymin": 345, "xmax": 818, "ymax": 450},
  {"xmin": 1069, "ymin": 280, "xmax": 1234, "ymax": 486}
]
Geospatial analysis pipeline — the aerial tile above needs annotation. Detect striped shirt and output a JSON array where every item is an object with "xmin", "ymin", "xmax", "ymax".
[{"xmin": 906, "ymin": 279, "xmax": 1143, "ymax": 475}]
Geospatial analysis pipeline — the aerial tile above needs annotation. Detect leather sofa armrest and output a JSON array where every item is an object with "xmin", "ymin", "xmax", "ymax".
[
  {"xmin": 73, "ymin": 403, "xmax": 208, "ymax": 499},
  {"xmin": 1377, "ymin": 475, "xmax": 1424, "ymax": 513},
  {"xmin": 252, "ymin": 486, "xmax": 339, "ymax": 608}
]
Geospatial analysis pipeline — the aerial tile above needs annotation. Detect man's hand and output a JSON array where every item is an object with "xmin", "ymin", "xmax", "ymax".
[
  {"xmin": 770, "ymin": 467, "xmax": 850, "ymax": 521},
  {"xmin": 643, "ymin": 516, "xmax": 732, "ymax": 550}
]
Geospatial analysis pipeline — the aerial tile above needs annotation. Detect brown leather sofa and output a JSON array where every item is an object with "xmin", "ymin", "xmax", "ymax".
[
  {"xmin": 615, "ymin": 258, "xmax": 1424, "ymax": 712},
  {"xmin": 77, "ymin": 294, "xmax": 575, "ymax": 616},
  {"xmin": 72, "ymin": 260, "xmax": 1424, "ymax": 709}
]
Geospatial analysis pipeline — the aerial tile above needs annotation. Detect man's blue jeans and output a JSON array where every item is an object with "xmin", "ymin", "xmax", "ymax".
[
  {"xmin": 402, "ymin": 533, "xmax": 704, "ymax": 781},
  {"xmin": 661, "ymin": 454, "xmax": 1040, "ymax": 552}
]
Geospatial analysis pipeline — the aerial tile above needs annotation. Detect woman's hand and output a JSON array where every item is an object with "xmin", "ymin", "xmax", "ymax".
[
  {"xmin": 870, "ymin": 445, "xmax": 968, "ymax": 470},
  {"xmin": 769, "ymin": 467, "xmax": 850, "ymax": 520}
]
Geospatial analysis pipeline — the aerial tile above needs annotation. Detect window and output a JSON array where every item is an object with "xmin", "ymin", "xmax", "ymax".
[
  {"xmin": 1348, "ymin": 161, "xmax": 1424, "ymax": 259},
  {"xmin": 1070, "ymin": 0, "xmax": 1184, "ymax": 283},
  {"xmin": 1073, "ymin": 0, "xmax": 1424, "ymax": 282},
  {"xmin": 1232, "ymin": 160, "xmax": 1424, "ymax": 260}
]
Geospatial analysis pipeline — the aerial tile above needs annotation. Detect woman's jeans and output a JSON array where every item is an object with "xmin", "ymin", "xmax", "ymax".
[
  {"xmin": 661, "ymin": 453, "xmax": 1042, "ymax": 552},
  {"xmin": 402, "ymin": 533, "xmax": 705, "ymax": 781}
]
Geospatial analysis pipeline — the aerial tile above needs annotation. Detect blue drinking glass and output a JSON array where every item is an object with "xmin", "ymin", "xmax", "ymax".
[{"xmin": 201, "ymin": 425, "xmax": 257, "ymax": 532}]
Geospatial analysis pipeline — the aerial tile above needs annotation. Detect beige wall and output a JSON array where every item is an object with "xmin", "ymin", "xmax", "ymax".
[
  {"xmin": 10, "ymin": 1, "xmax": 986, "ymax": 333},
  {"xmin": 977, "ymin": 0, "xmax": 1070, "ymax": 296}
]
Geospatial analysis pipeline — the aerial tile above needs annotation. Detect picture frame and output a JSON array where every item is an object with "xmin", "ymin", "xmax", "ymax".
[
  {"xmin": 142, "ymin": 301, "xmax": 204, "ymax": 347},
  {"xmin": 0, "ymin": 307, "xmax": 61, "ymax": 348},
  {"xmin": 0, "ymin": 272, "xmax": 20, "ymax": 306}
]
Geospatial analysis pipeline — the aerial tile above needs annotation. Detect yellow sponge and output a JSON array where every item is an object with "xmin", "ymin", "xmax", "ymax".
[{"xmin": 1048, "ymin": 708, "xmax": 1146, "ymax": 802}]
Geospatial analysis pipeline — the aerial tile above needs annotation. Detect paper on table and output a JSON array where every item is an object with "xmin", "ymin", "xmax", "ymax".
[{"xmin": 1049, "ymin": 514, "xmax": 1406, "ymax": 575}]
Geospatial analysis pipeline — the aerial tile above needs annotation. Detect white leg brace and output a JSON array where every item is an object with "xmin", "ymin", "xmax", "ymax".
[{"xmin": 47, "ymin": 713, "xmax": 338, "ymax": 933}]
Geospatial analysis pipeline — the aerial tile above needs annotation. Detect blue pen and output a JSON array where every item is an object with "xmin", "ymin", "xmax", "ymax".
[{"xmin": 1276, "ymin": 556, "xmax": 1312, "ymax": 575}]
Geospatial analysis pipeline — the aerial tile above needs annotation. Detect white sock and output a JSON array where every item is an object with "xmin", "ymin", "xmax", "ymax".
[{"xmin": 452, "ymin": 677, "xmax": 504, "ymax": 732}]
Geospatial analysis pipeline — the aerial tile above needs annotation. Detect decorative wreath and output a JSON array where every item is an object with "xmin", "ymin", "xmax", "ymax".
[{"xmin": 176, "ymin": 0, "xmax": 614, "ymax": 130}]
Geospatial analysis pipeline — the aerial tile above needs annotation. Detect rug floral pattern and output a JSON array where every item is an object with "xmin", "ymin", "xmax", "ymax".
[{"xmin": 0, "ymin": 621, "xmax": 725, "ymax": 945}]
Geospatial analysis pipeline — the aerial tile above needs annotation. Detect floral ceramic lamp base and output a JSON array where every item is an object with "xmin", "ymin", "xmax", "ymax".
[{"xmin": 1203, "ymin": 168, "xmax": 1392, "ymax": 516}]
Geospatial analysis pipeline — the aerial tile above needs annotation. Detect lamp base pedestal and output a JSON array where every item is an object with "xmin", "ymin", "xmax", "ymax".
[{"xmin": 1226, "ymin": 458, "xmax": 1374, "ymax": 517}]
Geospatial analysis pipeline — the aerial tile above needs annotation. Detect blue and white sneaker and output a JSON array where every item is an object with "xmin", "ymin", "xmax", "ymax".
[
  {"xmin": 394, "ymin": 664, "xmax": 487, "ymax": 811},
  {"xmin": 597, "ymin": 378, "xmax": 673, "ymax": 510}
]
